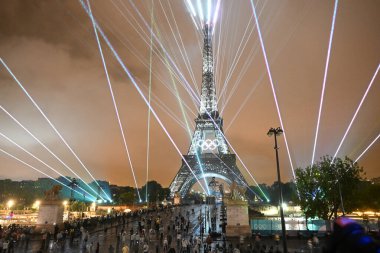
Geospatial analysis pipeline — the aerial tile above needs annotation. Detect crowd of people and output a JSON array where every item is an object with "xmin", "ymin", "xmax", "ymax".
[
  {"xmin": 0, "ymin": 224, "xmax": 34, "ymax": 252},
  {"xmin": 0, "ymin": 205, "xmax": 379, "ymax": 252}
]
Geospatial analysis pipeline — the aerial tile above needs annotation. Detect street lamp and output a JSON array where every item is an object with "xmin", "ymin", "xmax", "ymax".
[
  {"xmin": 267, "ymin": 127, "xmax": 288, "ymax": 253},
  {"xmin": 7, "ymin": 199, "xmax": 15, "ymax": 210},
  {"xmin": 32, "ymin": 200, "xmax": 41, "ymax": 210}
]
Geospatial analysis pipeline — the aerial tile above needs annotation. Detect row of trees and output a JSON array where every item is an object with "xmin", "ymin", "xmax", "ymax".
[{"xmin": 111, "ymin": 180, "xmax": 170, "ymax": 205}]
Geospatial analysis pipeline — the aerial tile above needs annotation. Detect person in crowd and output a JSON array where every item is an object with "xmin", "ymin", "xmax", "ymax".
[
  {"xmin": 323, "ymin": 216, "xmax": 380, "ymax": 253},
  {"xmin": 122, "ymin": 244, "xmax": 130, "ymax": 253},
  {"xmin": 143, "ymin": 242, "xmax": 149, "ymax": 253}
]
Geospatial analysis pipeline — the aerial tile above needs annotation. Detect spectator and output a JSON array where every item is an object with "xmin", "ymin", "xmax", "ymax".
[
  {"xmin": 143, "ymin": 242, "xmax": 149, "ymax": 253},
  {"xmin": 323, "ymin": 217, "xmax": 380, "ymax": 253},
  {"xmin": 108, "ymin": 244, "xmax": 115, "ymax": 253},
  {"xmin": 122, "ymin": 244, "xmax": 130, "ymax": 253}
]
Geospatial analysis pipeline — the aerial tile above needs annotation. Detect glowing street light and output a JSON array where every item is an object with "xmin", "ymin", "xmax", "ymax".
[
  {"xmin": 90, "ymin": 202, "xmax": 96, "ymax": 212},
  {"xmin": 7, "ymin": 199, "xmax": 15, "ymax": 210},
  {"xmin": 32, "ymin": 200, "xmax": 41, "ymax": 209},
  {"xmin": 267, "ymin": 127, "xmax": 288, "ymax": 253}
]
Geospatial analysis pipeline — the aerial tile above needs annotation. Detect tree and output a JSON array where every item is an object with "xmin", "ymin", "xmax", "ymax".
[
  {"xmin": 118, "ymin": 192, "xmax": 136, "ymax": 205},
  {"xmin": 70, "ymin": 201, "xmax": 87, "ymax": 212},
  {"xmin": 269, "ymin": 181, "xmax": 298, "ymax": 205},
  {"xmin": 353, "ymin": 180, "xmax": 380, "ymax": 211},
  {"xmin": 140, "ymin": 181, "xmax": 166, "ymax": 203},
  {"xmin": 295, "ymin": 156, "xmax": 363, "ymax": 220},
  {"xmin": 249, "ymin": 184, "xmax": 271, "ymax": 202},
  {"xmin": 111, "ymin": 186, "xmax": 136, "ymax": 204}
]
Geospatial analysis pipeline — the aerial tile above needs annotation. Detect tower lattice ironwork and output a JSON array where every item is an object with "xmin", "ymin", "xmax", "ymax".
[{"xmin": 169, "ymin": 24, "xmax": 254, "ymax": 198}]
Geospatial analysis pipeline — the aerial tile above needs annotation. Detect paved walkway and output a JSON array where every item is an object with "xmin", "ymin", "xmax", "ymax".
[{"xmin": 10, "ymin": 204, "xmax": 324, "ymax": 253}]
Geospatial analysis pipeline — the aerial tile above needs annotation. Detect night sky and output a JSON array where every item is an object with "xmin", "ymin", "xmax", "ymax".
[{"xmin": 0, "ymin": 0, "xmax": 379, "ymax": 188}]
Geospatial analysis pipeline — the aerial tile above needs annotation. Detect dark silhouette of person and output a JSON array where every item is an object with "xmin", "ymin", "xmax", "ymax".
[{"xmin": 323, "ymin": 217, "xmax": 380, "ymax": 253}]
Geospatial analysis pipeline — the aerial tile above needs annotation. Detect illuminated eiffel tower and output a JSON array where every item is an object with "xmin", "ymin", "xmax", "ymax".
[{"xmin": 169, "ymin": 24, "xmax": 252, "ymax": 198}]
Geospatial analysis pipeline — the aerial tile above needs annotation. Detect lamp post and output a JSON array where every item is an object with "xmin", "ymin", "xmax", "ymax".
[{"xmin": 267, "ymin": 127, "xmax": 288, "ymax": 253}]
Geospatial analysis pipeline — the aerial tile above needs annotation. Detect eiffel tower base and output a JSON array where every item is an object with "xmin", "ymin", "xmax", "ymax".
[{"xmin": 225, "ymin": 199, "xmax": 251, "ymax": 237}]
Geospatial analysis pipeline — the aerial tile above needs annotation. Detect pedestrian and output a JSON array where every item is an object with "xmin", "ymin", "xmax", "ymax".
[
  {"xmin": 177, "ymin": 233, "xmax": 182, "ymax": 247},
  {"xmin": 233, "ymin": 245, "xmax": 240, "ymax": 253},
  {"xmin": 181, "ymin": 238, "xmax": 187, "ymax": 253},
  {"xmin": 164, "ymin": 237, "xmax": 169, "ymax": 251},
  {"xmin": 168, "ymin": 234, "xmax": 173, "ymax": 246},
  {"xmin": 312, "ymin": 234, "xmax": 319, "ymax": 247},
  {"xmin": 86, "ymin": 242, "xmax": 93, "ymax": 253},
  {"xmin": 95, "ymin": 242, "xmax": 100, "ymax": 253},
  {"xmin": 122, "ymin": 231, "xmax": 127, "ymax": 245},
  {"xmin": 122, "ymin": 244, "xmax": 130, "ymax": 253},
  {"xmin": 2, "ymin": 240, "xmax": 9, "ymax": 253},
  {"xmin": 108, "ymin": 244, "xmax": 115, "ymax": 253},
  {"xmin": 143, "ymin": 242, "xmax": 149, "ymax": 253},
  {"xmin": 132, "ymin": 232, "xmax": 137, "ymax": 246}
]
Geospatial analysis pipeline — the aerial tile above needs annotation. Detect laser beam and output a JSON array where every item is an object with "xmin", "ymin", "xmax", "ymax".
[
  {"xmin": 186, "ymin": 0, "xmax": 197, "ymax": 17},
  {"xmin": 311, "ymin": 0, "xmax": 339, "ymax": 165},
  {"xmin": 0, "ymin": 132, "xmax": 97, "ymax": 200},
  {"xmin": 146, "ymin": 0, "xmax": 154, "ymax": 203},
  {"xmin": 332, "ymin": 63, "xmax": 379, "ymax": 161},
  {"xmin": 152, "ymin": 12, "xmax": 210, "ymax": 195},
  {"xmin": 0, "ymin": 105, "xmax": 105, "ymax": 201},
  {"xmin": 127, "ymin": 0, "xmax": 266, "ymax": 197},
  {"xmin": 0, "ymin": 58, "xmax": 112, "ymax": 202},
  {"xmin": 355, "ymin": 133, "xmax": 380, "ymax": 163},
  {"xmin": 249, "ymin": 0, "xmax": 296, "ymax": 179},
  {"xmin": 197, "ymin": 0, "xmax": 204, "ymax": 23},
  {"xmin": 212, "ymin": 0, "xmax": 221, "ymax": 26},
  {"xmin": 86, "ymin": 0, "xmax": 141, "ymax": 202},
  {"xmin": 78, "ymin": 0, "xmax": 208, "ymax": 195},
  {"xmin": 207, "ymin": 0, "xmax": 212, "ymax": 24},
  {"xmin": 0, "ymin": 148, "xmax": 95, "ymax": 201}
]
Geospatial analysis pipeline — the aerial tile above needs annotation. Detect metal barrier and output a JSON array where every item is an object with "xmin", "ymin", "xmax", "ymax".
[{"xmin": 251, "ymin": 218, "xmax": 380, "ymax": 236}]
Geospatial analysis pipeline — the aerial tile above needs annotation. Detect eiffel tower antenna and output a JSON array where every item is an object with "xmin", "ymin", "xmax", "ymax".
[{"xmin": 200, "ymin": 23, "xmax": 218, "ymax": 118}]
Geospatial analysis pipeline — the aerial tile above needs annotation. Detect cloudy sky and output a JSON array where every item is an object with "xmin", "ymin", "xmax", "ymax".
[{"xmin": 0, "ymin": 0, "xmax": 379, "ymax": 189}]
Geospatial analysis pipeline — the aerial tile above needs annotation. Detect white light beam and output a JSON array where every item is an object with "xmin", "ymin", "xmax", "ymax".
[
  {"xmin": 186, "ymin": 0, "xmax": 197, "ymax": 17},
  {"xmin": 78, "ymin": 0, "xmax": 208, "ymax": 195},
  {"xmin": 355, "ymin": 133, "xmax": 380, "ymax": 163},
  {"xmin": 0, "ymin": 148, "xmax": 93, "ymax": 200},
  {"xmin": 0, "ymin": 132, "xmax": 97, "ymax": 200},
  {"xmin": 249, "ymin": 0, "xmax": 296, "ymax": 179},
  {"xmin": 86, "ymin": 0, "xmax": 141, "ymax": 202},
  {"xmin": 311, "ymin": 0, "xmax": 339, "ymax": 165},
  {"xmin": 0, "ymin": 105, "xmax": 106, "ymax": 201},
  {"xmin": 212, "ymin": 0, "xmax": 221, "ymax": 26},
  {"xmin": 197, "ymin": 0, "xmax": 204, "ymax": 22},
  {"xmin": 332, "ymin": 63, "xmax": 379, "ymax": 161},
  {"xmin": 0, "ymin": 58, "xmax": 112, "ymax": 201}
]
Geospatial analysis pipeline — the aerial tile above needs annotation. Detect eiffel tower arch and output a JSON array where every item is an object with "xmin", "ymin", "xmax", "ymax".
[{"xmin": 169, "ymin": 24, "xmax": 258, "ymax": 199}]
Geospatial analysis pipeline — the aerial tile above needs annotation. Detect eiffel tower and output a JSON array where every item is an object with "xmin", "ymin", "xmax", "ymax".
[{"xmin": 169, "ymin": 24, "xmax": 253, "ymax": 198}]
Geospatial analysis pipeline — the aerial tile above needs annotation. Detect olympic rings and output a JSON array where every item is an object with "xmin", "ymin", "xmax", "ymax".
[{"xmin": 196, "ymin": 139, "xmax": 219, "ymax": 150}]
